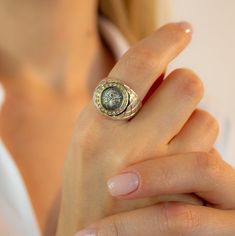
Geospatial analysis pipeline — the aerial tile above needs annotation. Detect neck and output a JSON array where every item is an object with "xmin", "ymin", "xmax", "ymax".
[{"xmin": 0, "ymin": 0, "xmax": 108, "ymax": 96}]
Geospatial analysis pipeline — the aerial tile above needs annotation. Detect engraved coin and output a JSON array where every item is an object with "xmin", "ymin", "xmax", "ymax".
[
  {"xmin": 101, "ymin": 86, "xmax": 123, "ymax": 111},
  {"xmin": 93, "ymin": 78, "xmax": 141, "ymax": 120}
]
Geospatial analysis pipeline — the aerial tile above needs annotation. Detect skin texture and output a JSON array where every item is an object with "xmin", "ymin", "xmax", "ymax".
[
  {"xmin": 78, "ymin": 150, "xmax": 235, "ymax": 236},
  {"xmin": 115, "ymin": 150, "xmax": 235, "ymax": 208},
  {"xmin": 0, "ymin": 1, "xmax": 228, "ymax": 236},
  {"xmin": 56, "ymin": 23, "xmax": 220, "ymax": 236}
]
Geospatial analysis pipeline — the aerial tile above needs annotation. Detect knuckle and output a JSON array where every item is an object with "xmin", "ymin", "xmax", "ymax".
[
  {"xmin": 195, "ymin": 152, "xmax": 222, "ymax": 181},
  {"xmin": 74, "ymin": 104, "xmax": 123, "ymax": 157},
  {"xmin": 173, "ymin": 68, "xmax": 204, "ymax": 99},
  {"xmin": 99, "ymin": 217, "xmax": 124, "ymax": 236},
  {"xmin": 158, "ymin": 165, "xmax": 175, "ymax": 188},
  {"xmin": 161, "ymin": 203, "xmax": 200, "ymax": 235},
  {"xmin": 200, "ymin": 111, "xmax": 220, "ymax": 135},
  {"xmin": 74, "ymin": 117, "xmax": 101, "ymax": 150}
]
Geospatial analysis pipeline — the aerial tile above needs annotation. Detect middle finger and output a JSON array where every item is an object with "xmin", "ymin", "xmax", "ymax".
[{"xmin": 130, "ymin": 68, "xmax": 204, "ymax": 149}]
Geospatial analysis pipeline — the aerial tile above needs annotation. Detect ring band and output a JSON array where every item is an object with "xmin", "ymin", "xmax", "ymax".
[{"xmin": 93, "ymin": 78, "xmax": 142, "ymax": 120}]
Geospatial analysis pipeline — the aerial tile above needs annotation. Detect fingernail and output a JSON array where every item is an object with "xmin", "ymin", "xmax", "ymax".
[
  {"xmin": 74, "ymin": 228, "xmax": 96, "ymax": 236},
  {"xmin": 178, "ymin": 21, "xmax": 193, "ymax": 35},
  {"xmin": 107, "ymin": 172, "xmax": 139, "ymax": 196}
]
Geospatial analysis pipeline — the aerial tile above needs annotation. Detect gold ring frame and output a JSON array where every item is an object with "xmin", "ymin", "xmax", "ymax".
[{"xmin": 93, "ymin": 78, "xmax": 142, "ymax": 120}]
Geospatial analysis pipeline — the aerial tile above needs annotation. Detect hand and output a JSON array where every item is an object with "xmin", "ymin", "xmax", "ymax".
[
  {"xmin": 56, "ymin": 22, "xmax": 219, "ymax": 235},
  {"xmin": 76, "ymin": 150, "xmax": 235, "ymax": 235},
  {"xmin": 107, "ymin": 149, "xmax": 235, "ymax": 209}
]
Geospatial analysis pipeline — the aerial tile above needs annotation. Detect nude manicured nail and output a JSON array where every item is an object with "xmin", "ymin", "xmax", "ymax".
[
  {"xmin": 107, "ymin": 172, "xmax": 139, "ymax": 196},
  {"xmin": 178, "ymin": 21, "xmax": 193, "ymax": 34},
  {"xmin": 74, "ymin": 228, "xmax": 96, "ymax": 236}
]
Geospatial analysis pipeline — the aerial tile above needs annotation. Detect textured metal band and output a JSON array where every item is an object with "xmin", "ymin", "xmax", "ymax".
[{"xmin": 93, "ymin": 78, "xmax": 142, "ymax": 120}]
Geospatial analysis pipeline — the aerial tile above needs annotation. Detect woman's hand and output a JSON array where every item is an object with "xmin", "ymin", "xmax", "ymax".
[
  {"xmin": 56, "ymin": 22, "xmax": 219, "ymax": 235},
  {"xmin": 74, "ymin": 150, "xmax": 235, "ymax": 235},
  {"xmin": 108, "ymin": 149, "xmax": 235, "ymax": 209}
]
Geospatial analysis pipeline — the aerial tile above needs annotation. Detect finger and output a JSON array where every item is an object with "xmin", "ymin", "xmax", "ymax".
[
  {"xmin": 108, "ymin": 22, "xmax": 192, "ymax": 101},
  {"xmin": 159, "ymin": 202, "xmax": 235, "ymax": 236},
  {"xmin": 142, "ymin": 72, "xmax": 165, "ymax": 106},
  {"xmin": 75, "ymin": 202, "xmax": 235, "ymax": 236},
  {"xmin": 86, "ymin": 22, "xmax": 192, "ymax": 124},
  {"xmin": 107, "ymin": 150, "xmax": 235, "ymax": 209},
  {"xmin": 168, "ymin": 109, "xmax": 220, "ymax": 152},
  {"xmin": 130, "ymin": 68, "xmax": 204, "ymax": 145},
  {"xmin": 75, "ymin": 204, "xmax": 169, "ymax": 236}
]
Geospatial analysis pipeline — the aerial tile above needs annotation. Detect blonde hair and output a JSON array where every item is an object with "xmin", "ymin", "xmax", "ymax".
[{"xmin": 98, "ymin": 0, "xmax": 158, "ymax": 45}]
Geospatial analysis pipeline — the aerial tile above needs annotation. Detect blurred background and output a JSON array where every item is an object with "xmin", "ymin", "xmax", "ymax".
[
  {"xmin": 0, "ymin": 2, "xmax": 234, "ymax": 235},
  {"xmin": 158, "ymin": 0, "xmax": 235, "ymax": 165}
]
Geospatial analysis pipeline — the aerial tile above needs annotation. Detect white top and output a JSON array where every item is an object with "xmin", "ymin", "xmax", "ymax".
[{"xmin": 0, "ymin": 14, "xmax": 233, "ymax": 236}]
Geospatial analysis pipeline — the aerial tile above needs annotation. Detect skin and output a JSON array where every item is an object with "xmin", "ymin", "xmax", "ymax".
[
  {"xmin": 57, "ymin": 23, "xmax": 220, "ymax": 236},
  {"xmin": 0, "ymin": 1, "xmax": 232, "ymax": 236},
  {"xmin": 0, "ymin": 0, "xmax": 115, "ymax": 234},
  {"xmin": 82, "ymin": 150, "xmax": 235, "ymax": 235}
]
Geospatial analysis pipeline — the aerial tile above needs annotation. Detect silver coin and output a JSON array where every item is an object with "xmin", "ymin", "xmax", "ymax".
[{"xmin": 101, "ymin": 86, "xmax": 124, "ymax": 111}]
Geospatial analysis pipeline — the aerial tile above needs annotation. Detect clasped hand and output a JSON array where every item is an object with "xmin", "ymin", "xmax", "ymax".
[{"xmin": 56, "ymin": 22, "xmax": 235, "ymax": 236}]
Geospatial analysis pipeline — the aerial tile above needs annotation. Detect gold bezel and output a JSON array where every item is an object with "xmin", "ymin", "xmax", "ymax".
[{"xmin": 94, "ymin": 80, "xmax": 129, "ymax": 116}]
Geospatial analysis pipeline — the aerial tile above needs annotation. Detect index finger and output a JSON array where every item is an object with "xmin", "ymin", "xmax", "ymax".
[
  {"xmin": 85, "ymin": 22, "xmax": 192, "ymax": 124},
  {"xmin": 108, "ymin": 21, "xmax": 192, "ymax": 101}
]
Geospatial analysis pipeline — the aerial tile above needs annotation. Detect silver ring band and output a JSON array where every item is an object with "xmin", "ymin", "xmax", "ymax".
[{"xmin": 93, "ymin": 78, "xmax": 142, "ymax": 120}]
